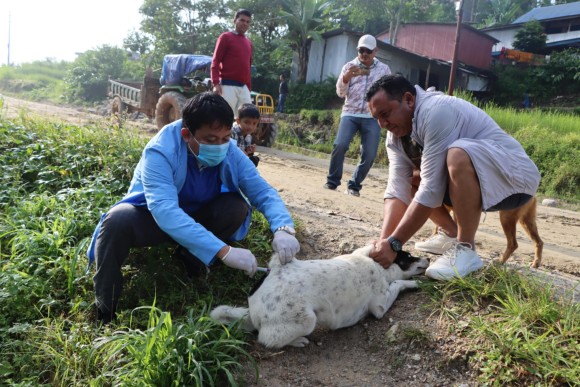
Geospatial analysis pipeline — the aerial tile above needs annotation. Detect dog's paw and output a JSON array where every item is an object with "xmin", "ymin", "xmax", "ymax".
[
  {"xmin": 392, "ymin": 280, "xmax": 419, "ymax": 290},
  {"xmin": 288, "ymin": 337, "xmax": 310, "ymax": 347}
]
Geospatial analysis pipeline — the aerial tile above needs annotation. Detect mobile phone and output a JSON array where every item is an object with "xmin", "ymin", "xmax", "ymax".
[{"xmin": 359, "ymin": 67, "xmax": 370, "ymax": 76}]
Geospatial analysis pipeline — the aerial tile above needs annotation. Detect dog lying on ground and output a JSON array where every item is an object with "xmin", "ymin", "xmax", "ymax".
[
  {"xmin": 210, "ymin": 245, "xmax": 429, "ymax": 349},
  {"xmin": 434, "ymin": 196, "xmax": 543, "ymax": 268}
]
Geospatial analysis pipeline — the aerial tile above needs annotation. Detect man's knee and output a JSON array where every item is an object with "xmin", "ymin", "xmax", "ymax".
[
  {"xmin": 220, "ymin": 192, "xmax": 249, "ymax": 220},
  {"xmin": 447, "ymin": 148, "xmax": 475, "ymax": 177},
  {"xmin": 100, "ymin": 204, "xmax": 135, "ymax": 237}
]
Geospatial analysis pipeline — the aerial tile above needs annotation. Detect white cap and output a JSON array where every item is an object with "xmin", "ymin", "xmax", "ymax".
[{"xmin": 357, "ymin": 35, "xmax": 376, "ymax": 50}]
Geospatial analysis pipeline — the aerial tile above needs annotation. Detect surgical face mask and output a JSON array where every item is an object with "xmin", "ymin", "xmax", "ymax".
[{"xmin": 189, "ymin": 135, "xmax": 229, "ymax": 167}]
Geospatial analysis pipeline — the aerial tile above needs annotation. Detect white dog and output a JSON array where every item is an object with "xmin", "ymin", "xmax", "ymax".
[{"xmin": 210, "ymin": 245, "xmax": 429, "ymax": 349}]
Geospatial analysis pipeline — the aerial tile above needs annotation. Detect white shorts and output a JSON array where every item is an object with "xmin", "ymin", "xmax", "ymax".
[{"xmin": 221, "ymin": 85, "xmax": 252, "ymax": 117}]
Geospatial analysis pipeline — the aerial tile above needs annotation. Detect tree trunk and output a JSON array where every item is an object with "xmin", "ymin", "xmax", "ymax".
[
  {"xmin": 298, "ymin": 39, "xmax": 310, "ymax": 83},
  {"xmin": 391, "ymin": 0, "xmax": 404, "ymax": 46}
]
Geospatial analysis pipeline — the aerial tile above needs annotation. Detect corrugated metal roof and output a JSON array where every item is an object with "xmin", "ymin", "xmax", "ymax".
[{"xmin": 512, "ymin": 1, "xmax": 580, "ymax": 24}]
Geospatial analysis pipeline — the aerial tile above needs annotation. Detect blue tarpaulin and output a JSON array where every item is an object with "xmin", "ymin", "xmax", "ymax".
[{"xmin": 160, "ymin": 54, "xmax": 213, "ymax": 86}]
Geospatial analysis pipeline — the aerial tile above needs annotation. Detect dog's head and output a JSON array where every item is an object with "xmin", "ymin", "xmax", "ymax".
[{"xmin": 393, "ymin": 250, "xmax": 429, "ymax": 278}]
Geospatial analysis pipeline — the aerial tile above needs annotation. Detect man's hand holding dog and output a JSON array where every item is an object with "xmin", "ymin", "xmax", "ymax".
[
  {"xmin": 219, "ymin": 246, "xmax": 257, "ymax": 276},
  {"xmin": 272, "ymin": 227, "xmax": 300, "ymax": 264},
  {"xmin": 369, "ymin": 239, "xmax": 397, "ymax": 269}
]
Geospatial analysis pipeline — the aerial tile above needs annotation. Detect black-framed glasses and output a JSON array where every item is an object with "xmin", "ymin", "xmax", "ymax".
[{"xmin": 358, "ymin": 47, "xmax": 373, "ymax": 55}]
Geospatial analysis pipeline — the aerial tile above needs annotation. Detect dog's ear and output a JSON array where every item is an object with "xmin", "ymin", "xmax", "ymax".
[{"xmin": 393, "ymin": 250, "xmax": 420, "ymax": 271}]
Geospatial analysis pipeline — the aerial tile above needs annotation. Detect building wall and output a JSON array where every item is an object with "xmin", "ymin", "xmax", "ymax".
[
  {"xmin": 548, "ymin": 29, "xmax": 580, "ymax": 44},
  {"xmin": 304, "ymin": 31, "xmax": 490, "ymax": 92},
  {"xmin": 484, "ymin": 16, "xmax": 580, "ymax": 53},
  {"xmin": 485, "ymin": 28, "xmax": 518, "ymax": 52},
  {"xmin": 377, "ymin": 25, "xmax": 457, "ymax": 61},
  {"xmin": 457, "ymin": 28, "xmax": 495, "ymax": 68}
]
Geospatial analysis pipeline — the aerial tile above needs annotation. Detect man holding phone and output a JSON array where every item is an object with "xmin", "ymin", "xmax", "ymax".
[{"xmin": 324, "ymin": 35, "xmax": 391, "ymax": 197}]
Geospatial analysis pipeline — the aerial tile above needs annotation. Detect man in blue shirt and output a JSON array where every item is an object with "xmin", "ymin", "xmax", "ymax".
[{"xmin": 88, "ymin": 92, "xmax": 299, "ymax": 324}]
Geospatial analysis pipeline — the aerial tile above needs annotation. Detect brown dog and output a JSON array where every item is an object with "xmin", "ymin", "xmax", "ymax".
[
  {"xmin": 412, "ymin": 168, "xmax": 543, "ymax": 268},
  {"xmin": 434, "ymin": 197, "xmax": 543, "ymax": 268}
]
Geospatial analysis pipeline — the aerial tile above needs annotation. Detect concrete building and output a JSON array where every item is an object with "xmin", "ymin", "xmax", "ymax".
[{"xmin": 481, "ymin": 1, "xmax": 580, "ymax": 54}]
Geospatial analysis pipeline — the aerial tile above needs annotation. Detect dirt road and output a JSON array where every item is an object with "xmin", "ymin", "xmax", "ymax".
[{"xmin": 3, "ymin": 95, "xmax": 579, "ymax": 386}]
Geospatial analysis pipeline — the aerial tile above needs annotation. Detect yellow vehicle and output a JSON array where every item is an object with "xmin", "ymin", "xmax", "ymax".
[{"xmin": 251, "ymin": 92, "xmax": 277, "ymax": 147}]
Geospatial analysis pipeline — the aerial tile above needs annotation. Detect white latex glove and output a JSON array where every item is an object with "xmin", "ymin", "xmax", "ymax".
[
  {"xmin": 272, "ymin": 230, "xmax": 300, "ymax": 264},
  {"xmin": 221, "ymin": 247, "xmax": 257, "ymax": 276}
]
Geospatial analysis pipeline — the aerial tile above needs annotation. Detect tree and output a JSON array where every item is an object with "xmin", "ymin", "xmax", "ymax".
[
  {"xmin": 138, "ymin": 0, "xmax": 229, "ymax": 67},
  {"xmin": 474, "ymin": 0, "xmax": 549, "ymax": 27},
  {"xmin": 479, "ymin": 0, "xmax": 521, "ymax": 26},
  {"xmin": 513, "ymin": 20, "xmax": 547, "ymax": 54},
  {"xmin": 279, "ymin": 0, "xmax": 333, "ymax": 83},
  {"xmin": 64, "ymin": 46, "xmax": 130, "ymax": 102},
  {"xmin": 344, "ymin": 0, "xmax": 455, "ymax": 45},
  {"xmin": 531, "ymin": 48, "xmax": 580, "ymax": 96}
]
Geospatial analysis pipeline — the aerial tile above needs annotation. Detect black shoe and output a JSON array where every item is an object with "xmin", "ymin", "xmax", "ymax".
[
  {"xmin": 96, "ymin": 307, "xmax": 116, "ymax": 325},
  {"xmin": 323, "ymin": 183, "xmax": 337, "ymax": 190},
  {"xmin": 174, "ymin": 246, "xmax": 207, "ymax": 280},
  {"xmin": 346, "ymin": 188, "xmax": 360, "ymax": 197}
]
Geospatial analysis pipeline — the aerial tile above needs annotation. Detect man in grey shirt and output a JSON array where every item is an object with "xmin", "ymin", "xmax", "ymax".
[{"xmin": 365, "ymin": 74, "xmax": 540, "ymax": 280}]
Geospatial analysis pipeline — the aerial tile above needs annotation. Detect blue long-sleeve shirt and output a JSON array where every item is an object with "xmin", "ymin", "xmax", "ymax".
[{"xmin": 87, "ymin": 119, "xmax": 294, "ymax": 265}]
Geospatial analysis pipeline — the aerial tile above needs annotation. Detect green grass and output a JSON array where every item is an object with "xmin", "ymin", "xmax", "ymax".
[
  {"xmin": 0, "ymin": 61, "xmax": 69, "ymax": 103},
  {"xmin": 424, "ymin": 264, "xmax": 579, "ymax": 386},
  {"xmin": 0, "ymin": 114, "xmax": 266, "ymax": 385},
  {"xmin": 0, "ymin": 110, "xmax": 578, "ymax": 385}
]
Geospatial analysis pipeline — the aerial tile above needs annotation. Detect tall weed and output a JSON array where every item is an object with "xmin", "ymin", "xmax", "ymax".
[{"xmin": 94, "ymin": 305, "xmax": 255, "ymax": 386}]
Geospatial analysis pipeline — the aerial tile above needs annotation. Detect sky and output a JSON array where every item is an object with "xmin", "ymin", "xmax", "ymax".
[{"xmin": 0, "ymin": 0, "xmax": 143, "ymax": 65}]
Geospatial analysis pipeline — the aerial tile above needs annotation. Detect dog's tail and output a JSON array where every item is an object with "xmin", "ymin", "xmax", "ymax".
[{"xmin": 210, "ymin": 305, "xmax": 255, "ymax": 331}]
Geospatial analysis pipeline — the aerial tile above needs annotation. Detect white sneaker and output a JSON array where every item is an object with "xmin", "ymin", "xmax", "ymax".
[
  {"xmin": 415, "ymin": 230, "xmax": 457, "ymax": 254},
  {"xmin": 425, "ymin": 243, "xmax": 484, "ymax": 281}
]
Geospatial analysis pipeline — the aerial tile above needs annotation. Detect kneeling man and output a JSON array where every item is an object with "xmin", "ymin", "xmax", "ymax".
[{"xmin": 365, "ymin": 75, "xmax": 540, "ymax": 280}]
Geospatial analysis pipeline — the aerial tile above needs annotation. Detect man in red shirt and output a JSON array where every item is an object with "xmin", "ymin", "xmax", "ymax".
[{"xmin": 211, "ymin": 9, "xmax": 253, "ymax": 117}]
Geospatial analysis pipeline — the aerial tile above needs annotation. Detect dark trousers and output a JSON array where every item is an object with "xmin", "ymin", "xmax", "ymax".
[{"xmin": 93, "ymin": 192, "xmax": 249, "ymax": 318}]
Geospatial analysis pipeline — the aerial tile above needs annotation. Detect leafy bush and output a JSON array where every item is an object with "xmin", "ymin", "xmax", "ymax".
[
  {"xmin": 64, "ymin": 45, "xmax": 136, "ymax": 103},
  {"xmin": 513, "ymin": 20, "xmax": 547, "ymax": 54},
  {"xmin": 284, "ymin": 77, "xmax": 342, "ymax": 113},
  {"xmin": 491, "ymin": 48, "xmax": 580, "ymax": 106}
]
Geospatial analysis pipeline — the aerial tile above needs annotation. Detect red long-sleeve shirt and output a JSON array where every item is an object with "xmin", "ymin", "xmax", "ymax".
[{"xmin": 211, "ymin": 31, "xmax": 253, "ymax": 90}]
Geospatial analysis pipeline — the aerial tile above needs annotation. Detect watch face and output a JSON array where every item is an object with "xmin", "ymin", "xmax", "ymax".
[{"xmin": 391, "ymin": 239, "xmax": 403, "ymax": 252}]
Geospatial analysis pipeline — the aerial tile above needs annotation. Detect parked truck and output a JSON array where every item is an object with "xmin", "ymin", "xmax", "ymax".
[{"xmin": 108, "ymin": 54, "xmax": 278, "ymax": 146}]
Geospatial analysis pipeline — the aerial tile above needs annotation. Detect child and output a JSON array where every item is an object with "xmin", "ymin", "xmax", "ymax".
[{"xmin": 232, "ymin": 103, "xmax": 260, "ymax": 167}]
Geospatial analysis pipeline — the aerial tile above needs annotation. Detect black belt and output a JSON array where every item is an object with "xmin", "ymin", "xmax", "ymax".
[{"xmin": 221, "ymin": 79, "xmax": 245, "ymax": 87}]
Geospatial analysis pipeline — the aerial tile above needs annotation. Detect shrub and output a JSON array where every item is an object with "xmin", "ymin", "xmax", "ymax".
[{"xmin": 284, "ymin": 77, "xmax": 341, "ymax": 113}]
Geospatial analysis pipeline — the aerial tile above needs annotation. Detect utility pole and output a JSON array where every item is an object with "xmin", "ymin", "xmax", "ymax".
[
  {"xmin": 7, "ymin": 12, "xmax": 11, "ymax": 66},
  {"xmin": 448, "ymin": 0, "xmax": 464, "ymax": 96}
]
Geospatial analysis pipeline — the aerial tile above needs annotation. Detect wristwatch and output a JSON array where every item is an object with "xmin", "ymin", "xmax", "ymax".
[
  {"xmin": 386, "ymin": 236, "xmax": 403, "ymax": 252},
  {"xmin": 275, "ymin": 226, "xmax": 296, "ymax": 235}
]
